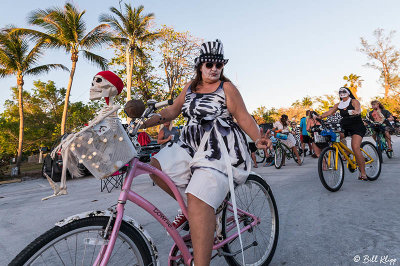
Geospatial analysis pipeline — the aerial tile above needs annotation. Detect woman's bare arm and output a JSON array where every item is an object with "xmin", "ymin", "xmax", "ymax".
[
  {"xmin": 142, "ymin": 83, "xmax": 190, "ymax": 128},
  {"xmin": 157, "ymin": 129, "xmax": 171, "ymax": 144},
  {"xmin": 224, "ymin": 82, "xmax": 261, "ymax": 143},
  {"xmin": 350, "ymin": 99, "xmax": 361, "ymax": 115},
  {"xmin": 321, "ymin": 103, "xmax": 339, "ymax": 118}
]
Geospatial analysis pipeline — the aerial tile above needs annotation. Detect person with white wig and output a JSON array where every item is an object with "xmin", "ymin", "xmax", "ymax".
[{"xmin": 319, "ymin": 87, "xmax": 367, "ymax": 180}]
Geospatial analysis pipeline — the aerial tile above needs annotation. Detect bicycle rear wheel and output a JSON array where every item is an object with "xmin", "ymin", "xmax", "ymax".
[
  {"xmin": 221, "ymin": 174, "xmax": 279, "ymax": 266},
  {"xmin": 376, "ymin": 136, "xmax": 384, "ymax": 163},
  {"xmin": 255, "ymin": 148, "xmax": 266, "ymax": 163},
  {"xmin": 274, "ymin": 146, "xmax": 284, "ymax": 169},
  {"xmin": 318, "ymin": 147, "xmax": 344, "ymax": 192},
  {"xmin": 10, "ymin": 216, "xmax": 153, "ymax": 266},
  {"xmin": 361, "ymin": 141, "xmax": 381, "ymax": 181}
]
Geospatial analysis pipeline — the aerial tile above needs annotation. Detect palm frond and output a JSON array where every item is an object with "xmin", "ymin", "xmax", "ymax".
[
  {"xmin": 81, "ymin": 50, "xmax": 108, "ymax": 70},
  {"xmin": 111, "ymin": 37, "xmax": 129, "ymax": 45},
  {"xmin": 99, "ymin": 13, "xmax": 128, "ymax": 38},
  {"xmin": 28, "ymin": 8, "xmax": 63, "ymax": 34},
  {"xmin": 0, "ymin": 68, "xmax": 14, "ymax": 77},
  {"xmin": 80, "ymin": 24, "xmax": 112, "ymax": 49},
  {"xmin": 25, "ymin": 64, "xmax": 69, "ymax": 76}
]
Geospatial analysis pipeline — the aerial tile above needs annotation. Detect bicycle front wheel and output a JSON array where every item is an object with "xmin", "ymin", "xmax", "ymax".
[
  {"xmin": 274, "ymin": 146, "xmax": 284, "ymax": 169},
  {"xmin": 361, "ymin": 141, "xmax": 381, "ymax": 181},
  {"xmin": 10, "ymin": 216, "xmax": 154, "ymax": 266},
  {"xmin": 255, "ymin": 148, "xmax": 266, "ymax": 163},
  {"xmin": 221, "ymin": 174, "xmax": 279, "ymax": 266},
  {"xmin": 318, "ymin": 147, "xmax": 344, "ymax": 192}
]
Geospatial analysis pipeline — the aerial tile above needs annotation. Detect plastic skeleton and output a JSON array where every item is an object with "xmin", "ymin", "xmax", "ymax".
[{"xmin": 43, "ymin": 74, "xmax": 134, "ymax": 200}]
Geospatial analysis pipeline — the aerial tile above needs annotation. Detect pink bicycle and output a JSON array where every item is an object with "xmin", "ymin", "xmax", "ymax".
[{"xmin": 11, "ymin": 100, "xmax": 279, "ymax": 266}]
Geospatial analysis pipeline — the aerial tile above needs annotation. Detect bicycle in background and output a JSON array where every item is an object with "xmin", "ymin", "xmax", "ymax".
[
  {"xmin": 273, "ymin": 132, "xmax": 304, "ymax": 169},
  {"xmin": 365, "ymin": 120, "xmax": 394, "ymax": 160},
  {"xmin": 316, "ymin": 120, "xmax": 381, "ymax": 192}
]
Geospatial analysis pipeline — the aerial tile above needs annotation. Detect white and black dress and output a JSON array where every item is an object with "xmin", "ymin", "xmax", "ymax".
[{"xmin": 153, "ymin": 81, "xmax": 251, "ymax": 210}]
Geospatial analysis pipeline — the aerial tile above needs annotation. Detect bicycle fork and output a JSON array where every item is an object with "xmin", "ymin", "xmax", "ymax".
[{"xmin": 93, "ymin": 204, "xmax": 125, "ymax": 266}]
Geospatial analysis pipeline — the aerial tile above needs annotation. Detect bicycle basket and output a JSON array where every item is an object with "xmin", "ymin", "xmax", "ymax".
[
  {"xmin": 276, "ymin": 132, "xmax": 288, "ymax": 140},
  {"xmin": 313, "ymin": 132, "xmax": 330, "ymax": 143},
  {"xmin": 319, "ymin": 130, "xmax": 340, "ymax": 142},
  {"xmin": 70, "ymin": 116, "xmax": 137, "ymax": 180}
]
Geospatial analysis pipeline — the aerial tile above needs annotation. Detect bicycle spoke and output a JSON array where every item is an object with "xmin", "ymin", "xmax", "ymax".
[
  {"xmin": 64, "ymin": 238, "xmax": 74, "ymax": 265},
  {"xmin": 52, "ymin": 245, "xmax": 66, "ymax": 266}
]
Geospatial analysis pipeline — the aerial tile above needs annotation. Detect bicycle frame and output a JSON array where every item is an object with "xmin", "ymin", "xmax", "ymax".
[
  {"xmin": 275, "ymin": 140, "xmax": 294, "ymax": 160},
  {"xmin": 94, "ymin": 157, "xmax": 260, "ymax": 266},
  {"xmin": 327, "ymin": 142, "xmax": 374, "ymax": 170}
]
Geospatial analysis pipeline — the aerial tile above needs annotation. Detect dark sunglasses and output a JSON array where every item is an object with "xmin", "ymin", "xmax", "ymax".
[{"xmin": 205, "ymin": 62, "xmax": 224, "ymax": 69}]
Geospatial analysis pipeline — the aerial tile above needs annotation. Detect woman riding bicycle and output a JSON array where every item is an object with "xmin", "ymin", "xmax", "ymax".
[
  {"xmin": 141, "ymin": 39, "xmax": 267, "ymax": 265},
  {"xmin": 319, "ymin": 87, "xmax": 368, "ymax": 180},
  {"xmin": 273, "ymin": 114, "xmax": 302, "ymax": 166},
  {"xmin": 307, "ymin": 111, "xmax": 328, "ymax": 158},
  {"xmin": 368, "ymin": 100, "xmax": 394, "ymax": 152}
]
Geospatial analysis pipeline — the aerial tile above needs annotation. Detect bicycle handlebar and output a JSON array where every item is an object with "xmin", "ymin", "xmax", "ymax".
[
  {"xmin": 155, "ymin": 99, "xmax": 174, "ymax": 109},
  {"xmin": 126, "ymin": 99, "xmax": 174, "ymax": 138}
]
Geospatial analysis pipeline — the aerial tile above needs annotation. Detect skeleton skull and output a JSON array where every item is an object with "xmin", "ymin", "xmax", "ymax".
[{"xmin": 89, "ymin": 75, "xmax": 119, "ymax": 101}]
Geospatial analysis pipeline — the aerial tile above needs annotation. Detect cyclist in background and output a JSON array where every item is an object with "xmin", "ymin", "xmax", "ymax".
[
  {"xmin": 319, "ymin": 87, "xmax": 367, "ymax": 180},
  {"xmin": 300, "ymin": 110, "xmax": 313, "ymax": 156},
  {"xmin": 368, "ymin": 100, "xmax": 394, "ymax": 152},
  {"xmin": 307, "ymin": 111, "xmax": 327, "ymax": 158},
  {"xmin": 273, "ymin": 114, "xmax": 302, "ymax": 165}
]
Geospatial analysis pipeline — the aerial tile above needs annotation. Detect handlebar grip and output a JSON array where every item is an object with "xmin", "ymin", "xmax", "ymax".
[{"xmin": 154, "ymin": 99, "xmax": 173, "ymax": 109}]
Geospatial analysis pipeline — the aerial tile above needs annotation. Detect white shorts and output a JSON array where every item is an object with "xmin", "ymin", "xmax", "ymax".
[{"xmin": 153, "ymin": 143, "xmax": 229, "ymax": 210}]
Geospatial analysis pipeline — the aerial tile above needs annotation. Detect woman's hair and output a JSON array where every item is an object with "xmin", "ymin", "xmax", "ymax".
[
  {"xmin": 371, "ymin": 100, "xmax": 384, "ymax": 110},
  {"xmin": 280, "ymin": 114, "xmax": 288, "ymax": 127},
  {"xmin": 309, "ymin": 111, "xmax": 318, "ymax": 119},
  {"xmin": 190, "ymin": 63, "xmax": 231, "ymax": 92}
]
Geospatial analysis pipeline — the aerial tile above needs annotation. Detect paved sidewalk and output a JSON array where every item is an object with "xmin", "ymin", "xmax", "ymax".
[{"xmin": 1, "ymin": 137, "xmax": 399, "ymax": 265}]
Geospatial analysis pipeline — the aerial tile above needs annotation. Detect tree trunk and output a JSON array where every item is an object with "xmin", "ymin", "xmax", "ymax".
[
  {"xmin": 61, "ymin": 57, "xmax": 77, "ymax": 135},
  {"xmin": 125, "ymin": 47, "xmax": 132, "ymax": 102},
  {"xmin": 384, "ymin": 84, "xmax": 389, "ymax": 99},
  {"xmin": 126, "ymin": 47, "xmax": 135, "ymax": 123},
  {"xmin": 16, "ymin": 75, "xmax": 24, "ymax": 173}
]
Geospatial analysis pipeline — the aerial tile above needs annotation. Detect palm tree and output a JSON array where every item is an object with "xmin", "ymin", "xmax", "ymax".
[
  {"xmin": 343, "ymin": 73, "xmax": 363, "ymax": 99},
  {"xmin": 0, "ymin": 30, "xmax": 68, "ymax": 172},
  {"xmin": 100, "ymin": 3, "xmax": 159, "ymax": 102},
  {"xmin": 14, "ymin": 3, "xmax": 111, "ymax": 135}
]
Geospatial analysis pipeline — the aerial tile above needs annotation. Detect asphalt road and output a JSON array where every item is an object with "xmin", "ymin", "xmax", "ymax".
[{"xmin": 0, "ymin": 137, "xmax": 399, "ymax": 266}]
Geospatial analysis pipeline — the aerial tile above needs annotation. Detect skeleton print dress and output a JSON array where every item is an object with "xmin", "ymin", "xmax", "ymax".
[{"xmin": 154, "ymin": 81, "xmax": 251, "ymax": 209}]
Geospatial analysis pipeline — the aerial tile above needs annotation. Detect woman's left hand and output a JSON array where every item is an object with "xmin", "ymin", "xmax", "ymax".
[{"xmin": 256, "ymin": 138, "xmax": 270, "ymax": 149}]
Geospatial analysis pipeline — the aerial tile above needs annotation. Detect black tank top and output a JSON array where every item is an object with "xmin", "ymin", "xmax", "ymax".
[{"xmin": 338, "ymin": 99, "xmax": 362, "ymax": 125}]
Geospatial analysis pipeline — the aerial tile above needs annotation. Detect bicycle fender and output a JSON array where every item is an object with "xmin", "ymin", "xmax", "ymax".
[{"xmin": 55, "ymin": 210, "xmax": 159, "ymax": 266}]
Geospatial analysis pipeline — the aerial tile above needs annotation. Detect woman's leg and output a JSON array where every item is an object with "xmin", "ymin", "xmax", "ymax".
[
  {"xmin": 351, "ymin": 134, "xmax": 366, "ymax": 177},
  {"xmin": 149, "ymin": 158, "xmax": 175, "ymax": 199},
  {"xmin": 291, "ymin": 146, "xmax": 302, "ymax": 164},
  {"xmin": 251, "ymin": 152, "xmax": 258, "ymax": 167},
  {"xmin": 187, "ymin": 193, "xmax": 216, "ymax": 266},
  {"xmin": 312, "ymin": 143, "xmax": 321, "ymax": 157},
  {"xmin": 384, "ymin": 130, "xmax": 393, "ymax": 150}
]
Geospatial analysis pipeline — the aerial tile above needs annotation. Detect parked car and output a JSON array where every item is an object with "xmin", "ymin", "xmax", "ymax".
[
  {"xmin": 138, "ymin": 140, "xmax": 161, "ymax": 162},
  {"xmin": 41, "ymin": 134, "xmax": 89, "ymax": 182},
  {"xmin": 122, "ymin": 124, "xmax": 161, "ymax": 162}
]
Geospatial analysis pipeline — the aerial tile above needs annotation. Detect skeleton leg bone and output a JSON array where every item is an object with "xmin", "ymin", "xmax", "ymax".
[{"xmin": 42, "ymin": 149, "xmax": 69, "ymax": 201}]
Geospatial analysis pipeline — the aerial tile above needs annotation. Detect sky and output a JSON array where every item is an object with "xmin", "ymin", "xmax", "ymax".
[{"xmin": 1, "ymin": 0, "xmax": 400, "ymax": 113}]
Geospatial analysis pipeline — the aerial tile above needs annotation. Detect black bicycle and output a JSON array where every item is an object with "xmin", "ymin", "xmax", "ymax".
[
  {"xmin": 273, "ymin": 133, "xmax": 304, "ymax": 169},
  {"xmin": 365, "ymin": 120, "xmax": 393, "ymax": 160}
]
